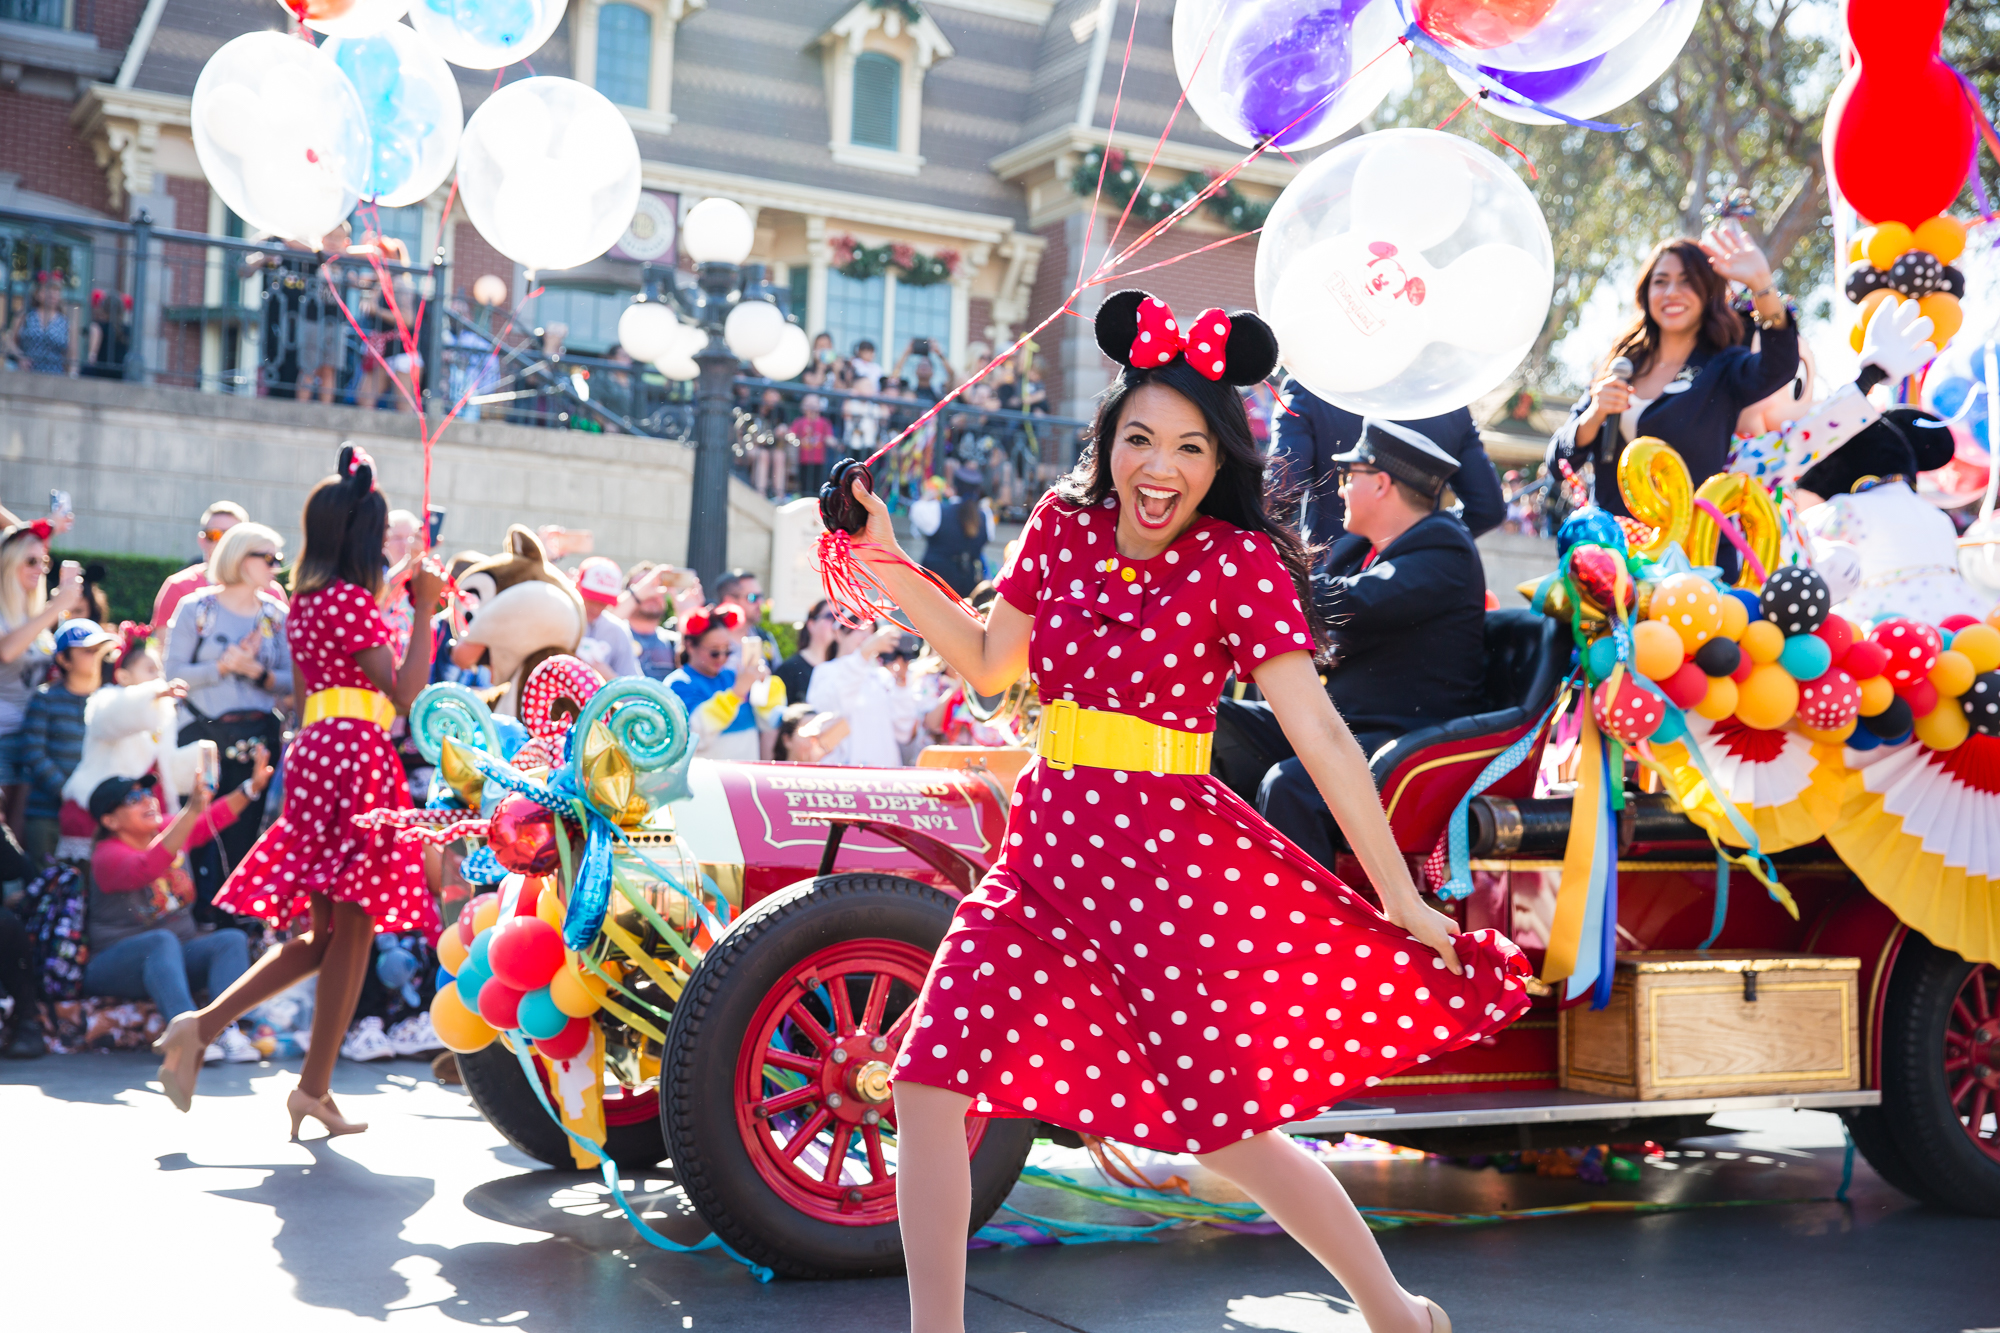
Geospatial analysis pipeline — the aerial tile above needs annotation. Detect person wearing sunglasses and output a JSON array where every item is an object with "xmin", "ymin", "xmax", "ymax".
[
  {"xmin": 1, "ymin": 522, "xmax": 87, "ymax": 837},
  {"xmin": 152, "ymin": 500, "xmax": 279, "ymax": 632},
  {"xmin": 162, "ymin": 522, "xmax": 293, "ymax": 919}
]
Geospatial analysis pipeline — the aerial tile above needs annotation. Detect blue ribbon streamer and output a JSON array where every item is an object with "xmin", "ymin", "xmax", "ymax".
[
  {"xmin": 1698, "ymin": 850, "xmax": 1729, "ymax": 951},
  {"xmin": 1593, "ymin": 739, "xmax": 1619, "ymax": 1011},
  {"xmin": 1392, "ymin": 1, "xmax": 1632, "ymax": 133},
  {"xmin": 1436, "ymin": 688, "xmax": 1570, "ymax": 901},
  {"xmin": 505, "ymin": 1036, "xmax": 773, "ymax": 1283}
]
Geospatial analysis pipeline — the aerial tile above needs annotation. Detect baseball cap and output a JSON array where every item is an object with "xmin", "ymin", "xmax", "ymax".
[
  {"xmin": 88, "ymin": 772, "xmax": 158, "ymax": 821},
  {"xmin": 55, "ymin": 618, "xmax": 119, "ymax": 654},
  {"xmin": 574, "ymin": 556, "xmax": 624, "ymax": 605}
]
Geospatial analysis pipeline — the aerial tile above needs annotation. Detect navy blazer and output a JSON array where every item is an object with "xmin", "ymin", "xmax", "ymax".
[
  {"xmin": 1269, "ymin": 381, "xmax": 1506, "ymax": 550},
  {"xmin": 1548, "ymin": 316, "xmax": 1799, "ymax": 518}
]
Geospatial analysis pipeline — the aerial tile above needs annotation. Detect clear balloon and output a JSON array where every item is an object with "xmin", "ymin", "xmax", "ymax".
[
  {"xmin": 1922, "ymin": 337, "xmax": 2000, "ymax": 452},
  {"xmin": 191, "ymin": 32, "xmax": 372, "ymax": 245},
  {"xmin": 617, "ymin": 300, "xmax": 679, "ymax": 363},
  {"xmin": 306, "ymin": 0, "xmax": 411, "ymax": 37},
  {"xmin": 1173, "ymin": 0, "xmax": 1408, "ymax": 151},
  {"xmin": 1255, "ymin": 128, "xmax": 1553, "ymax": 418},
  {"xmin": 455, "ymin": 76, "xmax": 641, "ymax": 271},
  {"xmin": 1446, "ymin": 0, "xmax": 1697, "ymax": 124},
  {"xmin": 408, "ymin": 0, "xmax": 563, "ymax": 70},
  {"xmin": 753, "ymin": 323, "xmax": 812, "ymax": 381},
  {"xmin": 322, "ymin": 22, "xmax": 462, "ymax": 207},
  {"xmin": 1415, "ymin": 0, "xmax": 1658, "ymax": 72}
]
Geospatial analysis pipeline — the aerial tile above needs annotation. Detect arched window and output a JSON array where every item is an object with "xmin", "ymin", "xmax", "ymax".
[
  {"xmin": 595, "ymin": 3, "xmax": 654, "ymax": 109},
  {"xmin": 850, "ymin": 52, "xmax": 901, "ymax": 150}
]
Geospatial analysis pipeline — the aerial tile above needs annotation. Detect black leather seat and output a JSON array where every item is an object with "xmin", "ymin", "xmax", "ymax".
[{"xmin": 1368, "ymin": 609, "xmax": 1570, "ymax": 786}]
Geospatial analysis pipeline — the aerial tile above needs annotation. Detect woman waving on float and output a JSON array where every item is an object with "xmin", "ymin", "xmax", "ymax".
[{"xmin": 833, "ymin": 291, "xmax": 1531, "ymax": 1333}]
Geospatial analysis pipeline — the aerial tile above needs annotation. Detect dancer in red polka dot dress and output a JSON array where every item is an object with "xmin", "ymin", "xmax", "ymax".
[
  {"xmin": 841, "ymin": 294, "xmax": 1527, "ymax": 1333},
  {"xmin": 154, "ymin": 445, "xmax": 445, "ymax": 1138}
]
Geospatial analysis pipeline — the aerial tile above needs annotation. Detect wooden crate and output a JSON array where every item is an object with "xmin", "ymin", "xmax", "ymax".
[{"xmin": 1559, "ymin": 952, "xmax": 1861, "ymax": 1100}]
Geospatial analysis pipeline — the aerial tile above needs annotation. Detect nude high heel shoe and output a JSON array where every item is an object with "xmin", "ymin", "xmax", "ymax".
[
  {"xmin": 287, "ymin": 1088, "xmax": 369, "ymax": 1140},
  {"xmin": 1415, "ymin": 1297, "xmax": 1451, "ymax": 1333},
  {"xmin": 152, "ymin": 1012, "xmax": 205, "ymax": 1113}
]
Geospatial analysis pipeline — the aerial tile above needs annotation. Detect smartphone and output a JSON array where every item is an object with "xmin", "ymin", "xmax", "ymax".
[
  {"xmin": 910, "ymin": 337, "xmax": 932, "ymax": 356},
  {"xmin": 196, "ymin": 740, "xmax": 221, "ymax": 792},
  {"xmin": 426, "ymin": 504, "xmax": 447, "ymax": 550},
  {"xmin": 49, "ymin": 490, "xmax": 72, "ymax": 520}
]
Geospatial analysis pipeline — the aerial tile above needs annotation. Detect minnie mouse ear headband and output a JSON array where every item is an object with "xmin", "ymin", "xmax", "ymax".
[
  {"xmin": 336, "ymin": 442, "xmax": 380, "ymax": 494},
  {"xmin": 114, "ymin": 620, "xmax": 152, "ymax": 667},
  {"xmin": 681, "ymin": 603, "xmax": 745, "ymax": 640},
  {"xmin": 1, "ymin": 519, "xmax": 55, "ymax": 546},
  {"xmin": 1094, "ymin": 290, "xmax": 1278, "ymax": 387}
]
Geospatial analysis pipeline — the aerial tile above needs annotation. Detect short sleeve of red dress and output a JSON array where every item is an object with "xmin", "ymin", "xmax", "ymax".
[
  {"xmin": 1217, "ymin": 530, "xmax": 1315, "ymax": 678},
  {"xmin": 995, "ymin": 491, "xmax": 1064, "ymax": 615},
  {"xmin": 329, "ymin": 581, "xmax": 391, "ymax": 655}
]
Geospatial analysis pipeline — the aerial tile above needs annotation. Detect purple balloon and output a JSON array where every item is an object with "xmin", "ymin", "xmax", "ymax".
[
  {"xmin": 1226, "ymin": 0, "xmax": 1374, "ymax": 146},
  {"xmin": 1476, "ymin": 53, "xmax": 1606, "ymax": 105}
]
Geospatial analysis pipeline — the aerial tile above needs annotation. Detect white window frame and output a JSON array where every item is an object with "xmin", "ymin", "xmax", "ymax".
[
  {"xmin": 571, "ymin": 0, "xmax": 706, "ymax": 136},
  {"xmin": 818, "ymin": 1, "xmax": 953, "ymax": 177}
]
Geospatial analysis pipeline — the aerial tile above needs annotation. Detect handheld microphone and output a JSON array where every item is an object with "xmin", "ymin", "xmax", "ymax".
[{"xmin": 1608, "ymin": 356, "xmax": 1634, "ymax": 383}]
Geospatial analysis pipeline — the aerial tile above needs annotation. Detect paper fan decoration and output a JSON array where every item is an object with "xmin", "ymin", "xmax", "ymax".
[
  {"xmin": 1827, "ymin": 734, "xmax": 2000, "ymax": 965},
  {"xmin": 1653, "ymin": 713, "xmax": 1847, "ymax": 853}
]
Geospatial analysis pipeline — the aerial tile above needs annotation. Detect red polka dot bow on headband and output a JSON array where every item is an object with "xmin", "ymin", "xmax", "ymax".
[{"xmin": 1128, "ymin": 297, "xmax": 1234, "ymax": 380}]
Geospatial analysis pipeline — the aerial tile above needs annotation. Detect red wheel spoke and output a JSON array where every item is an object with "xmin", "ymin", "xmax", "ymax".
[
  {"xmin": 863, "ymin": 1122, "xmax": 888, "ymax": 1180},
  {"xmin": 861, "ymin": 971, "xmax": 893, "ymax": 1033},
  {"xmin": 1946, "ymin": 1030, "xmax": 1972, "ymax": 1052},
  {"xmin": 786, "ymin": 1001, "xmax": 837, "ymax": 1053},
  {"xmin": 1945, "ymin": 1054, "xmax": 1972, "ymax": 1073},
  {"xmin": 822, "ymin": 1125, "xmax": 853, "ymax": 1186},
  {"xmin": 1950, "ymin": 1073, "xmax": 1977, "ymax": 1108},
  {"xmin": 882, "ymin": 1006, "xmax": 917, "ymax": 1051},
  {"xmin": 780, "ymin": 1107, "xmax": 831, "ymax": 1161},
  {"xmin": 1952, "ymin": 998, "xmax": 1979, "ymax": 1034},
  {"xmin": 1967, "ymin": 1086, "xmax": 1992, "ymax": 1142},
  {"xmin": 829, "ymin": 972, "xmax": 857, "ymax": 1038},
  {"xmin": 762, "ymin": 1047, "xmax": 821, "ymax": 1077},
  {"xmin": 757, "ymin": 1084, "xmax": 820, "ymax": 1118},
  {"xmin": 1972, "ymin": 969, "xmax": 1994, "ymax": 1022}
]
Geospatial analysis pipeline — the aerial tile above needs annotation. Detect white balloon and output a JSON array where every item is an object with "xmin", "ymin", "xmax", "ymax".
[
  {"xmin": 408, "ymin": 0, "xmax": 563, "ymax": 71},
  {"xmin": 753, "ymin": 323, "xmax": 812, "ymax": 381},
  {"xmin": 322, "ymin": 21, "xmax": 463, "ymax": 208},
  {"xmin": 617, "ymin": 301, "xmax": 678, "ymax": 362},
  {"xmin": 192, "ymin": 32, "xmax": 371, "ymax": 245},
  {"xmin": 306, "ymin": 0, "xmax": 412, "ymax": 38},
  {"xmin": 455, "ymin": 77, "xmax": 641, "ymax": 271},
  {"xmin": 1255, "ymin": 128, "xmax": 1553, "ymax": 418},
  {"xmin": 1445, "ymin": 0, "xmax": 1701, "ymax": 126},
  {"xmin": 724, "ymin": 300, "xmax": 786, "ymax": 361}
]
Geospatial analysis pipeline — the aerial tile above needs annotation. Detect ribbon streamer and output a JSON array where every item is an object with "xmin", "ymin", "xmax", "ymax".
[{"xmin": 1435, "ymin": 687, "xmax": 1571, "ymax": 901}]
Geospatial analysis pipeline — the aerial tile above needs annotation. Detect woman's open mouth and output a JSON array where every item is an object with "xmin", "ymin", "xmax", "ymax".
[{"xmin": 1134, "ymin": 485, "xmax": 1180, "ymax": 528}]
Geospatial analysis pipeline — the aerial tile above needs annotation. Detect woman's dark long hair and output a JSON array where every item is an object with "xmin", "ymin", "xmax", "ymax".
[
  {"xmin": 1604, "ymin": 237, "xmax": 1746, "ymax": 378},
  {"xmin": 1056, "ymin": 360, "xmax": 1329, "ymax": 654},
  {"xmin": 290, "ymin": 443, "xmax": 388, "ymax": 600}
]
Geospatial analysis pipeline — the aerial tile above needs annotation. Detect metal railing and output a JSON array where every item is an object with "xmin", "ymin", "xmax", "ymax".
[{"xmin": 2, "ymin": 204, "xmax": 1093, "ymax": 519}]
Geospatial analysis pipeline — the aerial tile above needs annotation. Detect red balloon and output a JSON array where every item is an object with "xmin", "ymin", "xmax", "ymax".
[
  {"xmin": 1843, "ymin": 638, "xmax": 1891, "ymax": 680},
  {"xmin": 489, "ymin": 795, "xmax": 562, "ymax": 875},
  {"xmin": 457, "ymin": 891, "xmax": 495, "ymax": 947},
  {"xmin": 1798, "ymin": 669, "xmax": 1863, "ymax": 731},
  {"xmin": 1872, "ymin": 618, "xmax": 1940, "ymax": 686},
  {"xmin": 1814, "ymin": 615, "xmax": 1855, "ymax": 666},
  {"xmin": 1822, "ymin": 0, "xmax": 1974, "ymax": 225},
  {"xmin": 477, "ymin": 979, "xmax": 526, "ymax": 1031},
  {"xmin": 1897, "ymin": 677, "xmax": 1939, "ymax": 716},
  {"xmin": 1413, "ymin": 0, "xmax": 1557, "ymax": 50},
  {"xmin": 514, "ymin": 878, "xmax": 544, "ymax": 919},
  {"xmin": 1594, "ymin": 675, "xmax": 1664, "ymax": 745},
  {"xmin": 487, "ymin": 916, "xmax": 565, "ymax": 991},
  {"xmin": 534, "ymin": 1016, "xmax": 592, "ymax": 1062},
  {"xmin": 1730, "ymin": 650, "xmax": 1756, "ymax": 684},
  {"xmin": 1661, "ymin": 661, "xmax": 1711, "ymax": 710},
  {"xmin": 1940, "ymin": 614, "xmax": 1982, "ymax": 634},
  {"xmin": 1567, "ymin": 545, "xmax": 1633, "ymax": 615}
]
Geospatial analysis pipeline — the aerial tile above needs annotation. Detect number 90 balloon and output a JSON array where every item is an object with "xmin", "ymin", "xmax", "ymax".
[
  {"xmin": 1172, "ymin": 0, "xmax": 1409, "ymax": 152},
  {"xmin": 191, "ymin": 32, "xmax": 372, "ymax": 245},
  {"xmin": 455, "ymin": 76, "xmax": 642, "ymax": 272},
  {"xmin": 1255, "ymin": 128, "xmax": 1553, "ymax": 418}
]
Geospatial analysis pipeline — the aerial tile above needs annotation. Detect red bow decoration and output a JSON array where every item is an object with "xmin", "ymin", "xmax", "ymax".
[
  {"xmin": 681, "ymin": 603, "xmax": 744, "ymax": 641},
  {"xmin": 1128, "ymin": 297, "xmax": 1233, "ymax": 380},
  {"xmin": 346, "ymin": 444, "xmax": 377, "ymax": 476}
]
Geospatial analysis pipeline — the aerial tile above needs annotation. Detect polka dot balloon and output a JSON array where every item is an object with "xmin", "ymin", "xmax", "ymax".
[
  {"xmin": 1870, "ymin": 618, "xmax": 1942, "ymax": 686},
  {"xmin": 1966, "ymin": 671, "xmax": 2000, "ymax": 736},
  {"xmin": 1797, "ymin": 668, "xmax": 1862, "ymax": 731},
  {"xmin": 1593, "ymin": 673, "xmax": 1664, "ymax": 744},
  {"xmin": 1649, "ymin": 574, "xmax": 1725, "ymax": 653},
  {"xmin": 1758, "ymin": 566, "xmax": 1831, "ymax": 636}
]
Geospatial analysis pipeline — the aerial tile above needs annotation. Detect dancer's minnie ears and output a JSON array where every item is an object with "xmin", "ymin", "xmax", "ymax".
[
  {"xmin": 1093, "ymin": 289, "xmax": 1278, "ymax": 388},
  {"xmin": 336, "ymin": 442, "xmax": 376, "ymax": 495}
]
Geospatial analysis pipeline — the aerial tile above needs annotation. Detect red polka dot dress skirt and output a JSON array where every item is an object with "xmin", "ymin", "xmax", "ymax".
[
  {"xmin": 214, "ymin": 581, "xmax": 434, "ymax": 936},
  {"xmin": 891, "ymin": 494, "xmax": 1532, "ymax": 1152}
]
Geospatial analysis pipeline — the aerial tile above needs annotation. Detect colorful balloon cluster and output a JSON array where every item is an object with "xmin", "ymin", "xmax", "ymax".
[
  {"xmin": 1844, "ymin": 216, "xmax": 1966, "ymax": 354},
  {"xmin": 429, "ymin": 878, "xmax": 610, "ymax": 1060}
]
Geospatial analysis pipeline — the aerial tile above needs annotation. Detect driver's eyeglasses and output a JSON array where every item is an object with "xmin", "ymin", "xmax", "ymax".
[{"xmin": 1336, "ymin": 465, "xmax": 1385, "ymax": 485}]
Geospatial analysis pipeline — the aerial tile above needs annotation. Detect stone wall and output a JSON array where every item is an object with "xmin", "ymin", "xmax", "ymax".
[{"xmin": 0, "ymin": 371, "xmax": 775, "ymax": 582}]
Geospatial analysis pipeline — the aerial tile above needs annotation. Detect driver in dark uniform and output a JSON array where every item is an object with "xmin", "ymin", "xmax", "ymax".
[{"xmin": 1216, "ymin": 420, "xmax": 1488, "ymax": 866}]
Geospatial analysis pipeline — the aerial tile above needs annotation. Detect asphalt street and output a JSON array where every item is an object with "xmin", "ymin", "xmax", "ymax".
[{"xmin": 4, "ymin": 1052, "xmax": 1994, "ymax": 1332}]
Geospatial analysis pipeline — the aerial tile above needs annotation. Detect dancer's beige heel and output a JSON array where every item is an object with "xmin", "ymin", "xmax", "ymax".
[
  {"xmin": 1416, "ymin": 1296, "xmax": 1451, "ymax": 1333},
  {"xmin": 287, "ymin": 1088, "xmax": 369, "ymax": 1140},
  {"xmin": 152, "ymin": 1012, "xmax": 205, "ymax": 1113}
]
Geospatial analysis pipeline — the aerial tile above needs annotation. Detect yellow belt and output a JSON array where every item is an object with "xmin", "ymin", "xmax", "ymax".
[
  {"xmin": 301, "ymin": 687, "xmax": 396, "ymax": 731},
  {"xmin": 1035, "ymin": 698, "xmax": 1212, "ymax": 775}
]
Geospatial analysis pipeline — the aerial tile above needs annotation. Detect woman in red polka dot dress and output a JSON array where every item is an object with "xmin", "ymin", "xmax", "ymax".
[
  {"xmin": 154, "ymin": 445, "xmax": 445, "ymax": 1138},
  {"xmin": 842, "ymin": 293, "xmax": 1529, "ymax": 1333}
]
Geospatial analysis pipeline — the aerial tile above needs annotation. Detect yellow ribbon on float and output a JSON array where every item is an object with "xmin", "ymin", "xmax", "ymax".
[{"xmin": 1543, "ymin": 706, "xmax": 1603, "ymax": 987}]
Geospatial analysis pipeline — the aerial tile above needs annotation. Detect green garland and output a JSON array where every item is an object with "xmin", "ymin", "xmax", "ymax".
[
  {"xmin": 1069, "ymin": 148, "xmax": 1271, "ymax": 234},
  {"xmin": 828, "ymin": 234, "xmax": 959, "ymax": 287}
]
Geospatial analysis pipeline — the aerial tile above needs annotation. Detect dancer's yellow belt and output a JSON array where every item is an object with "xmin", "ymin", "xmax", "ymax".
[
  {"xmin": 301, "ymin": 687, "xmax": 397, "ymax": 731},
  {"xmin": 1035, "ymin": 698, "xmax": 1212, "ymax": 774}
]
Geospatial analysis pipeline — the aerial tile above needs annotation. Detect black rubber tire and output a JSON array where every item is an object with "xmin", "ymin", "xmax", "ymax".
[
  {"xmin": 662, "ymin": 873, "xmax": 1036, "ymax": 1279},
  {"xmin": 1872, "ymin": 933, "xmax": 2000, "ymax": 1215},
  {"xmin": 1841, "ymin": 1104, "xmax": 1930, "ymax": 1201},
  {"xmin": 458, "ymin": 1040, "xmax": 667, "ymax": 1169}
]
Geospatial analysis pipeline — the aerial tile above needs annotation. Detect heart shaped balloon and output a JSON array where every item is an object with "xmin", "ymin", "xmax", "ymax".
[
  {"xmin": 1569, "ymin": 544, "xmax": 1633, "ymax": 615},
  {"xmin": 489, "ymin": 794, "xmax": 563, "ymax": 875}
]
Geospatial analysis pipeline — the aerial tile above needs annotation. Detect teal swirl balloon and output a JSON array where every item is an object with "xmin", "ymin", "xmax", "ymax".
[
  {"xmin": 568, "ymin": 677, "xmax": 692, "ymax": 811},
  {"xmin": 409, "ymin": 683, "xmax": 502, "ymax": 766}
]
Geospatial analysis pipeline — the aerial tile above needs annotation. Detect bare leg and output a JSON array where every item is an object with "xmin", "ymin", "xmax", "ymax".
[
  {"xmin": 297, "ymin": 898, "xmax": 374, "ymax": 1099},
  {"xmin": 192, "ymin": 895, "xmax": 334, "ymax": 1046},
  {"xmin": 1197, "ymin": 1132, "xmax": 1431, "ymax": 1333},
  {"xmin": 893, "ymin": 1081, "xmax": 973, "ymax": 1333}
]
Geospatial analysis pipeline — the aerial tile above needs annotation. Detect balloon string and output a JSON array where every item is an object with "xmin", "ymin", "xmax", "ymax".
[
  {"xmin": 1069, "ymin": 0, "xmax": 1146, "ymax": 293},
  {"xmin": 1436, "ymin": 96, "xmax": 1474, "ymax": 130},
  {"xmin": 1093, "ymin": 0, "xmax": 1218, "ymax": 275},
  {"xmin": 1483, "ymin": 126, "xmax": 1540, "ymax": 180},
  {"xmin": 1952, "ymin": 70, "xmax": 2000, "ymax": 222}
]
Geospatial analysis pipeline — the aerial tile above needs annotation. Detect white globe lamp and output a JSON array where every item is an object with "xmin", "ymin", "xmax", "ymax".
[{"xmin": 681, "ymin": 197, "xmax": 755, "ymax": 266}]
